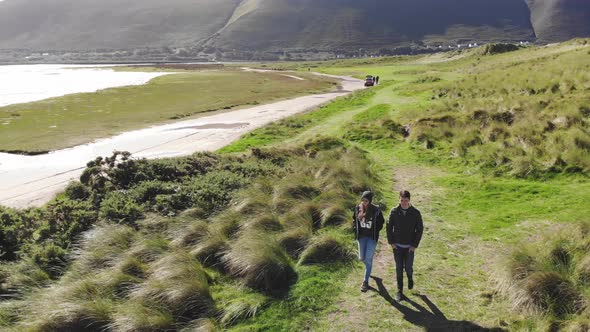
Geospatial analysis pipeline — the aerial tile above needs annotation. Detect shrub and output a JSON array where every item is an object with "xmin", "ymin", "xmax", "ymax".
[
  {"xmin": 64, "ymin": 181, "xmax": 91, "ymax": 200},
  {"xmin": 38, "ymin": 198, "xmax": 98, "ymax": 247},
  {"xmin": 29, "ymin": 242, "xmax": 68, "ymax": 278},
  {"xmin": 0, "ymin": 207, "xmax": 30, "ymax": 261},
  {"xmin": 99, "ymin": 192, "xmax": 144, "ymax": 224},
  {"xmin": 129, "ymin": 180, "xmax": 177, "ymax": 206}
]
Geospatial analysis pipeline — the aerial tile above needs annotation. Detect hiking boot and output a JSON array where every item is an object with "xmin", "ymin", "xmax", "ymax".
[
  {"xmin": 361, "ymin": 281, "xmax": 369, "ymax": 292},
  {"xmin": 408, "ymin": 278, "xmax": 414, "ymax": 290},
  {"xmin": 395, "ymin": 291, "xmax": 403, "ymax": 302}
]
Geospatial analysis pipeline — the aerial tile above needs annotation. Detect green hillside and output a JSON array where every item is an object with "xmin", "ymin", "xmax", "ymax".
[{"xmin": 1, "ymin": 40, "xmax": 590, "ymax": 331}]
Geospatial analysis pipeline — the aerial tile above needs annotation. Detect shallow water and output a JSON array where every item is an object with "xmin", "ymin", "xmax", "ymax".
[{"xmin": 0, "ymin": 64, "xmax": 169, "ymax": 107}]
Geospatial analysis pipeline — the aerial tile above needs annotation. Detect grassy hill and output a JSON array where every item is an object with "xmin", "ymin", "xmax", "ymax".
[
  {"xmin": 0, "ymin": 0, "xmax": 589, "ymax": 52},
  {"xmin": 1, "ymin": 40, "xmax": 590, "ymax": 330}
]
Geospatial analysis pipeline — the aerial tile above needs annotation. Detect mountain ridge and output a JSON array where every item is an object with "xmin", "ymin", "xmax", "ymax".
[{"xmin": 0, "ymin": 0, "xmax": 588, "ymax": 52}]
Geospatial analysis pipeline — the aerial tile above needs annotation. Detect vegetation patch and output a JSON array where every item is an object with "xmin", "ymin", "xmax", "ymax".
[{"xmin": 501, "ymin": 223, "xmax": 590, "ymax": 328}]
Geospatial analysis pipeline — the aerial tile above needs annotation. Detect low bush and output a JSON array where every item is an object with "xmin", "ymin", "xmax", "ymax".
[{"xmin": 99, "ymin": 192, "xmax": 144, "ymax": 225}]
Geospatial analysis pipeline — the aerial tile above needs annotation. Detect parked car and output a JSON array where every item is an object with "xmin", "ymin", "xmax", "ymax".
[{"xmin": 364, "ymin": 75, "xmax": 374, "ymax": 87}]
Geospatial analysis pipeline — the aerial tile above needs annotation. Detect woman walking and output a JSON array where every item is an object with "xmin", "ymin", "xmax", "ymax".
[{"xmin": 353, "ymin": 191, "xmax": 385, "ymax": 292}]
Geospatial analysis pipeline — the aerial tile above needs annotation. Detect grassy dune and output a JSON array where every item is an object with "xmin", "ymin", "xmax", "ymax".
[
  {"xmin": 1, "ymin": 40, "xmax": 590, "ymax": 331},
  {"xmin": 0, "ymin": 68, "xmax": 335, "ymax": 153}
]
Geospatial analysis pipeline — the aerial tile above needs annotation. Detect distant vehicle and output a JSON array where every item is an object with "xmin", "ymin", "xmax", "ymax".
[{"xmin": 364, "ymin": 75, "xmax": 374, "ymax": 87}]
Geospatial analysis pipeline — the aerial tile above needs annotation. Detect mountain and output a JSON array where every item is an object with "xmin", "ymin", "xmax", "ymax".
[
  {"xmin": 527, "ymin": 0, "xmax": 590, "ymax": 42},
  {"xmin": 207, "ymin": 0, "xmax": 535, "ymax": 51},
  {"xmin": 0, "ymin": 0, "xmax": 588, "ymax": 52},
  {"xmin": 0, "ymin": 0, "xmax": 241, "ymax": 50}
]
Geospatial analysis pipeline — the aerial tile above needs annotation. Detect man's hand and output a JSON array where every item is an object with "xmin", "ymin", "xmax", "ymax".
[{"xmin": 409, "ymin": 246, "xmax": 416, "ymax": 252}]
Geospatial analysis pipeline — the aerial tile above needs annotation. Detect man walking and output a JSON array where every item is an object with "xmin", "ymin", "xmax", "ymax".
[{"xmin": 386, "ymin": 190, "xmax": 424, "ymax": 301}]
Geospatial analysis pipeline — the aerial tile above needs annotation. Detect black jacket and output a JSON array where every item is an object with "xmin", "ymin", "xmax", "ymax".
[
  {"xmin": 353, "ymin": 204, "xmax": 385, "ymax": 241},
  {"xmin": 386, "ymin": 205, "xmax": 424, "ymax": 248}
]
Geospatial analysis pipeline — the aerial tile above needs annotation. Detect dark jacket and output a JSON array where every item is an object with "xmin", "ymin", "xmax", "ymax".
[
  {"xmin": 353, "ymin": 204, "xmax": 385, "ymax": 241},
  {"xmin": 386, "ymin": 205, "xmax": 424, "ymax": 248}
]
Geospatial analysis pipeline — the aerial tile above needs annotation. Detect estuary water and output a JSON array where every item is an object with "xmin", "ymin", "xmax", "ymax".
[{"xmin": 0, "ymin": 64, "xmax": 169, "ymax": 107}]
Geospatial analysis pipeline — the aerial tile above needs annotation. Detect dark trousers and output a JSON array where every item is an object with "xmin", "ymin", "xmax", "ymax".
[{"xmin": 394, "ymin": 247, "xmax": 414, "ymax": 291}]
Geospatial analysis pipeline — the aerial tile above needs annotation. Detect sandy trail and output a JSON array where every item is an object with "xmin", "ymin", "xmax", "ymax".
[{"xmin": 0, "ymin": 73, "xmax": 363, "ymax": 209}]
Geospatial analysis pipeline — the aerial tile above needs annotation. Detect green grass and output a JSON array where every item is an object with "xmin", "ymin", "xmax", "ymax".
[
  {"xmin": 229, "ymin": 41, "xmax": 590, "ymax": 330},
  {"xmin": 2, "ymin": 40, "xmax": 590, "ymax": 331},
  {"xmin": 432, "ymin": 174, "xmax": 590, "ymax": 239},
  {"xmin": 0, "ymin": 69, "xmax": 335, "ymax": 153},
  {"xmin": 218, "ymin": 86, "xmax": 379, "ymax": 153}
]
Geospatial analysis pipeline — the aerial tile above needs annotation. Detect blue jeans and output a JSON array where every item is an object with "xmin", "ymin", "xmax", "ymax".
[{"xmin": 358, "ymin": 236, "xmax": 378, "ymax": 282}]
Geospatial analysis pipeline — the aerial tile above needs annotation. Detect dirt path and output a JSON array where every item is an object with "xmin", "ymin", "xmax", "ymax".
[
  {"xmin": 315, "ymin": 163, "xmax": 512, "ymax": 331},
  {"xmin": 0, "ymin": 73, "xmax": 363, "ymax": 209}
]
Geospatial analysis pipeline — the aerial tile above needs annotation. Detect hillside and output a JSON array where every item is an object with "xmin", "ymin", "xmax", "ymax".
[
  {"xmin": 0, "ymin": 0, "xmax": 589, "ymax": 53},
  {"xmin": 1, "ymin": 40, "xmax": 590, "ymax": 331},
  {"xmin": 208, "ymin": 0, "xmax": 535, "ymax": 51},
  {"xmin": 0, "ymin": 0, "xmax": 241, "ymax": 50},
  {"xmin": 527, "ymin": 0, "xmax": 590, "ymax": 42}
]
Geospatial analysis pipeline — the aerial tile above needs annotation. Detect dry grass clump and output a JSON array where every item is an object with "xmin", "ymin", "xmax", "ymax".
[
  {"xmin": 298, "ymin": 233, "xmax": 353, "ymax": 265},
  {"xmin": 179, "ymin": 317, "xmax": 218, "ymax": 332},
  {"xmin": 28, "ymin": 298, "xmax": 114, "ymax": 332},
  {"xmin": 189, "ymin": 232, "xmax": 228, "ymax": 269},
  {"xmin": 171, "ymin": 221, "xmax": 210, "ymax": 248},
  {"xmin": 576, "ymin": 255, "xmax": 590, "ymax": 286},
  {"xmin": 223, "ymin": 233, "xmax": 296, "ymax": 294},
  {"xmin": 501, "ymin": 222, "xmax": 590, "ymax": 322},
  {"xmin": 218, "ymin": 290, "xmax": 267, "ymax": 325},
  {"xmin": 0, "ymin": 260, "xmax": 50, "ymax": 297},
  {"xmin": 111, "ymin": 302, "xmax": 175, "ymax": 332},
  {"xmin": 278, "ymin": 227, "xmax": 312, "ymax": 258},
  {"xmin": 242, "ymin": 214, "xmax": 283, "ymax": 232},
  {"xmin": 129, "ymin": 251, "xmax": 213, "ymax": 321},
  {"xmin": 73, "ymin": 224, "xmax": 137, "ymax": 271},
  {"xmin": 320, "ymin": 205, "xmax": 350, "ymax": 227}
]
